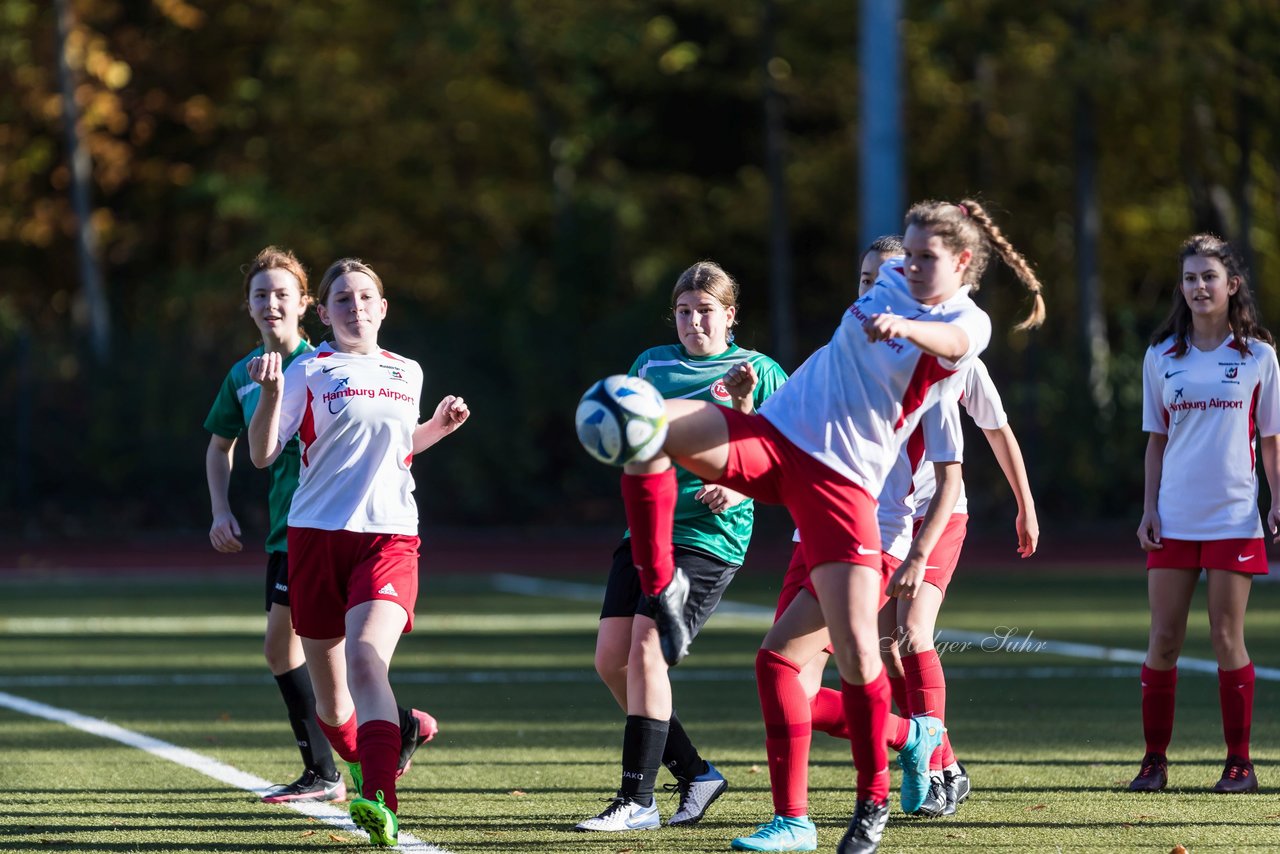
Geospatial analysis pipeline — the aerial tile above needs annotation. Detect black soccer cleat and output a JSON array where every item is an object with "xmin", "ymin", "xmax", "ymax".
[
  {"xmin": 397, "ymin": 708, "xmax": 439, "ymax": 778},
  {"xmin": 261, "ymin": 769, "xmax": 345, "ymax": 803},
  {"xmin": 912, "ymin": 773, "xmax": 948, "ymax": 817},
  {"xmin": 1212, "ymin": 754, "xmax": 1258, "ymax": 794},
  {"xmin": 942, "ymin": 762, "xmax": 970, "ymax": 815},
  {"xmin": 836, "ymin": 798, "xmax": 890, "ymax": 854},
  {"xmin": 649, "ymin": 567, "xmax": 692, "ymax": 666},
  {"xmin": 1128, "ymin": 751, "xmax": 1168, "ymax": 792}
]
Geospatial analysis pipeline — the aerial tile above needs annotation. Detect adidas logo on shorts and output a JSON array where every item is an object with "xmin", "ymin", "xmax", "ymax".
[{"xmin": 377, "ymin": 582, "xmax": 398, "ymax": 597}]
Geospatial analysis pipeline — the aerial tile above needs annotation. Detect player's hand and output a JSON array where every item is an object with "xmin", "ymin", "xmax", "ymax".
[
  {"xmin": 723, "ymin": 361, "xmax": 758, "ymax": 406},
  {"xmin": 247, "ymin": 352, "xmax": 284, "ymax": 394},
  {"xmin": 432, "ymin": 395, "xmax": 470, "ymax": 433},
  {"xmin": 888, "ymin": 556, "xmax": 926, "ymax": 599},
  {"xmin": 1269, "ymin": 504, "xmax": 1280, "ymax": 544},
  {"xmin": 209, "ymin": 512, "xmax": 243, "ymax": 553},
  {"xmin": 1137, "ymin": 509, "xmax": 1162, "ymax": 551},
  {"xmin": 864, "ymin": 312, "xmax": 912, "ymax": 343},
  {"xmin": 1016, "ymin": 507, "xmax": 1039, "ymax": 558},
  {"xmin": 695, "ymin": 484, "xmax": 744, "ymax": 514}
]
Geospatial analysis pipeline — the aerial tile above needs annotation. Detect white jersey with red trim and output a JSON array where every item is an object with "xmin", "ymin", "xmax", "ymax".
[
  {"xmin": 759, "ymin": 262, "xmax": 992, "ymax": 497},
  {"xmin": 910, "ymin": 358, "xmax": 1009, "ymax": 522},
  {"xmin": 877, "ymin": 395, "xmax": 964, "ymax": 559},
  {"xmin": 1143, "ymin": 334, "xmax": 1280, "ymax": 540},
  {"xmin": 276, "ymin": 342, "xmax": 424, "ymax": 535}
]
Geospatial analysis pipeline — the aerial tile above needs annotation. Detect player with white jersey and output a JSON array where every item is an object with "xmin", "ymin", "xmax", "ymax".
[
  {"xmin": 1131, "ymin": 234, "xmax": 1280, "ymax": 796},
  {"xmin": 606, "ymin": 200, "xmax": 1046, "ymax": 854},
  {"xmin": 247, "ymin": 258, "xmax": 470, "ymax": 847},
  {"xmin": 576, "ymin": 262, "xmax": 787, "ymax": 834},
  {"xmin": 731, "ymin": 237, "xmax": 1039, "ymax": 852}
]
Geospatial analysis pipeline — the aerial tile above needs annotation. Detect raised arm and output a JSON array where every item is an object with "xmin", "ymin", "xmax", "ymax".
[
  {"xmin": 865, "ymin": 315, "xmax": 969, "ymax": 363},
  {"xmin": 980, "ymin": 423, "xmax": 1038, "ymax": 557},
  {"xmin": 246, "ymin": 352, "xmax": 286, "ymax": 469}
]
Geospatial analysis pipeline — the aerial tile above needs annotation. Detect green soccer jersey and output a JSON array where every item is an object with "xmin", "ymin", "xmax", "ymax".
[
  {"xmin": 627, "ymin": 343, "xmax": 788, "ymax": 565},
  {"xmin": 203, "ymin": 340, "xmax": 313, "ymax": 554}
]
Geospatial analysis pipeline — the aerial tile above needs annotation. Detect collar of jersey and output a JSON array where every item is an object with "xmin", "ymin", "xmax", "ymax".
[{"xmin": 915, "ymin": 284, "xmax": 973, "ymax": 314}]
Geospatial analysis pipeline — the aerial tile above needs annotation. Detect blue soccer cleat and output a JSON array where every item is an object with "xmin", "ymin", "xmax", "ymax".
[
  {"xmin": 730, "ymin": 814, "xmax": 818, "ymax": 851},
  {"xmin": 896, "ymin": 715, "xmax": 944, "ymax": 814}
]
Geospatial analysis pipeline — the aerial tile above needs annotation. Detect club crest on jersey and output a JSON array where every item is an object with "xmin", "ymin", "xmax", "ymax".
[
  {"xmin": 711, "ymin": 379, "xmax": 731, "ymax": 402},
  {"xmin": 1225, "ymin": 365, "xmax": 1239, "ymax": 379},
  {"xmin": 381, "ymin": 364, "xmax": 407, "ymax": 383}
]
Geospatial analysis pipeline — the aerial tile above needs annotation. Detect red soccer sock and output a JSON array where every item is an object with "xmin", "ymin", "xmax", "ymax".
[
  {"xmin": 885, "ymin": 712, "xmax": 912, "ymax": 752},
  {"xmin": 620, "ymin": 469, "xmax": 678, "ymax": 595},
  {"xmin": 316, "ymin": 713, "xmax": 360, "ymax": 764},
  {"xmin": 756, "ymin": 649, "xmax": 813, "ymax": 817},
  {"xmin": 357, "ymin": 719, "xmax": 402, "ymax": 812},
  {"xmin": 841, "ymin": 673, "xmax": 890, "ymax": 804},
  {"xmin": 1140, "ymin": 664, "xmax": 1177, "ymax": 755},
  {"xmin": 1218, "ymin": 663, "xmax": 1255, "ymax": 760},
  {"xmin": 903, "ymin": 650, "xmax": 948, "ymax": 771},
  {"xmin": 810, "ymin": 687, "xmax": 849, "ymax": 740},
  {"xmin": 888, "ymin": 674, "xmax": 910, "ymax": 718}
]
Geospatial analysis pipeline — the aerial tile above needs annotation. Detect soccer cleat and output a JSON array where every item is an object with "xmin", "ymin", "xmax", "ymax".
[
  {"xmin": 1127, "ymin": 751, "xmax": 1167, "ymax": 792},
  {"xmin": 911, "ymin": 772, "xmax": 947, "ymax": 817},
  {"xmin": 261, "ymin": 769, "xmax": 346, "ymax": 803},
  {"xmin": 649, "ymin": 567, "xmax": 692, "ymax": 666},
  {"xmin": 941, "ymin": 763, "xmax": 970, "ymax": 815},
  {"xmin": 346, "ymin": 760, "xmax": 364, "ymax": 798},
  {"xmin": 836, "ymin": 799, "xmax": 890, "ymax": 854},
  {"xmin": 729, "ymin": 815, "xmax": 818, "ymax": 851},
  {"xmin": 572, "ymin": 797, "xmax": 661, "ymax": 832},
  {"xmin": 896, "ymin": 715, "xmax": 945, "ymax": 814},
  {"xmin": 349, "ymin": 791, "xmax": 399, "ymax": 847},
  {"xmin": 397, "ymin": 708, "xmax": 439, "ymax": 778},
  {"xmin": 1212, "ymin": 755, "xmax": 1258, "ymax": 794},
  {"xmin": 667, "ymin": 761, "xmax": 728, "ymax": 826}
]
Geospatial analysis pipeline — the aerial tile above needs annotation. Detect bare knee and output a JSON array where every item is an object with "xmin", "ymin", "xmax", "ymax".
[
  {"xmin": 1147, "ymin": 624, "xmax": 1185, "ymax": 668},
  {"xmin": 1208, "ymin": 620, "xmax": 1247, "ymax": 665}
]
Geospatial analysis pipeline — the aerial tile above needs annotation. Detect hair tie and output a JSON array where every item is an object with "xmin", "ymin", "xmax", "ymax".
[{"xmin": 957, "ymin": 203, "xmax": 969, "ymax": 217}]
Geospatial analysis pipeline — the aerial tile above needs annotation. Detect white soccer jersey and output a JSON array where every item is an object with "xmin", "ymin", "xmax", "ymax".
[
  {"xmin": 275, "ymin": 342, "xmax": 424, "ymax": 535},
  {"xmin": 759, "ymin": 262, "xmax": 992, "ymax": 497},
  {"xmin": 911, "ymin": 358, "xmax": 1009, "ymax": 522},
  {"xmin": 876, "ymin": 395, "xmax": 964, "ymax": 559},
  {"xmin": 1142, "ymin": 334, "xmax": 1280, "ymax": 539}
]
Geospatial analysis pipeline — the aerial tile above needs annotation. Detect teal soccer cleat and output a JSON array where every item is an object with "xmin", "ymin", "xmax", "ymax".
[
  {"xmin": 730, "ymin": 815, "xmax": 818, "ymax": 851},
  {"xmin": 896, "ymin": 715, "xmax": 944, "ymax": 814}
]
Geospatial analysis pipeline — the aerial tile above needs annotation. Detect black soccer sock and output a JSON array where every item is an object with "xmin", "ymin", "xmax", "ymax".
[
  {"xmin": 274, "ymin": 666, "xmax": 338, "ymax": 779},
  {"xmin": 619, "ymin": 715, "xmax": 669, "ymax": 807},
  {"xmin": 662, "ymin": 711, "xmax": 708, "ymax": 781}
]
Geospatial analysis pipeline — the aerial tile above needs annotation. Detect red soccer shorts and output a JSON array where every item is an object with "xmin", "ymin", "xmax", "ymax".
[
  {"xmin": 287, "ymin": 527, "xmax": 421, "ymax": 639},
  {"xmin": 774, "ymin": 542, "xmax": 888, "ymax": 657},
  {"xmin": 1146, "ymin": 537, "xmax": 1268, "ymax": 575},
  {"xmin": 716, "ymin": 408, "xmax": 883, "ymax": 576},
  {"xmin": 903, "ymin": 513, "xmax": 969, "ymax": 595}
]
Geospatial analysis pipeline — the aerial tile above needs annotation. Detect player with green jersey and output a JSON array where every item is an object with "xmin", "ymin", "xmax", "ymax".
[{"xmin": 575, "ymin": 262, "xmax": 787, "ymax": 833}]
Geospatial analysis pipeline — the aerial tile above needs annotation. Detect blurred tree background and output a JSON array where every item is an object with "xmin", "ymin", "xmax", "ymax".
[{"xmin": 1, "ymin": 0, "xmax": 1278, "ymax": 542}]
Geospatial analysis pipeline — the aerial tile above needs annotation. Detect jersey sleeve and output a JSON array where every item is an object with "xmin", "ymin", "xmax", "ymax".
[
  {"xmin": 922, "ymin": 395, "xmax": 964, "ymax": 463},
  {"xmin": 203, "ymin": 370, "xmax": 245, "ymax": 439},
  {"xmin": 1253, "ymin": 344, "xmax": 1280, "ymax": 438},
  {"xmin": 276, "ymin": 359, "xmax": 309, "ymax": 447},
  {"xmin": 1141, "ymin": 347, "xmax": 1168, "ymax": 434},
  {"xmin": 751, "ymin": 356, "xmax": 789, "ymax": 408},
  {"xmin": 938, "ymin": 304, "xmax": 993, "ymax": 372},
  {"xmin": 627, "ymin": 351, "xmax": 648, "ymax": 379},
  {"xmin": 961, "ymin": 359, "xmax": 1008, "ymax": 431}
]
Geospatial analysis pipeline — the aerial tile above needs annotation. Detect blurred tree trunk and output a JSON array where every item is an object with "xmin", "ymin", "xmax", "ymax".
[
  {"xmin": 1075, "ymin": 88, "xmax": 1111, "ymax": 416},
  {"xmin": 54, "ymin": 0, "xmax": 110, "ymax": 360},
  {"xmin": 761, "ymin": 0, "xmax": 795, "ymax": 367},
  {"xmin": 857, "ymin": 0, "xmax": 903, "ymax": 251},
  {"xmin": 1234, "ymin": 88, "xmax": 1254, "ymax": 274}
]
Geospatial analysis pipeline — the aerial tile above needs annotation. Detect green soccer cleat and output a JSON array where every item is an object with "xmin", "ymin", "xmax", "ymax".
[
  {"xmin": 730, "ymin": 814, "xmax": 818, "ymax": 851},
  {"xmin": 896, "ymin": 715, "xmax": 944, "ymax": 814},
  {"xmin": 349, "ymin": 790, "xmax": 399, "ymax": 847},
  {"xmin": 346, "ymin": 761, "xmax": 364, "ymax": 798}
]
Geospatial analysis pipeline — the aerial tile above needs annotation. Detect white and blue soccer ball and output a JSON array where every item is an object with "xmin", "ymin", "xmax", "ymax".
[{"xmin": 575, "ymin": 375, "xmax": 669, "ymax": 466}]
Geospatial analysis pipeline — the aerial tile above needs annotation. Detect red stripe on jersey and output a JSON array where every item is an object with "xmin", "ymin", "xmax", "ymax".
[
  {"xmin": 1163, "ymin": 407, "xmax": 1170, "ymax": 430},
  {"xmin": 381, "ymin": 350, "xmax": 404, "ymax": 362},
  {"xmin": 404, "ymin": 452, "xmax": 413, "ymax": 466},
  {"xmin": 1249, "ymin": 382, "xmax": 1260, "ymax": 468},
  {"xmin": 299, "ymin": 386, "xmax": 316, "ymax": 467},
  {"xmin": 1162, "ymin": 343, "xmax": 1179, "ymax": 356},
  {"xmin": 895, "ymin": 355, "xmax": 956, "ymax": 430},
  {"xmin": 1229, "ymin": 339, "xmax": 1247, "ymax": 353},
  {"xmin": 316, "ymin": 350, "xmax": 335, "ymax": 359},
  {"xmin": 903, "ymin": 425, "xmax": 926, "ymax": 504}
]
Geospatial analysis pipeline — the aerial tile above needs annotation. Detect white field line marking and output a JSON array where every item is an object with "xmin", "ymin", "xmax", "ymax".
[
  {"xmin": 0, "ymin": 690, "xmax": 451, "ymax": 853},
  {"xmin": 489, "ymin": 573, "xmax": 1280, "ymax": 681}
]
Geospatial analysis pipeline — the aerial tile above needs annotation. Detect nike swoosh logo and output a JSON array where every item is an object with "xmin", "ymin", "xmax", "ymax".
[
  {"xmin": 322, "ymin": 365, "xmax": 343, "ymax": 373},
  {"xmin": 924, "ymin": 565, "xmax": 941, "ymax": 570},
  {"xmin": 625, "ymin": 815, "xmax": 653, "ymax": 829},
  {"xmin": 1238, "ymin": 554, "xmax": 1251, "ymax": 562},
  {"xmin": 1165, "ymin": 370, "xmax": 1187, "ymax": 378},
  {"xmin": 855, "ymin": 545, "xmax": 879, "ymax": 555}
]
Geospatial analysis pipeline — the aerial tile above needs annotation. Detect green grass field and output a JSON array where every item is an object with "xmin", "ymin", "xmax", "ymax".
[{"xmin": 3, "ymin": 565, "xmax": 1280, "ymax": 853}]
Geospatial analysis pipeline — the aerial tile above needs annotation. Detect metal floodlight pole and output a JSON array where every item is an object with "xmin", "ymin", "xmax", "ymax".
[
  {"xmin": 858, "ymin": 0, "xmax": 904, "ymax": 252},
  {"xmin": 54, "ymin": 0, "xmax": 111, "ymax": 360}
]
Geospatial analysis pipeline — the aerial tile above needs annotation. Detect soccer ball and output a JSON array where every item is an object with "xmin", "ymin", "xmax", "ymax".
[{"xmin": 575, "ymin": 375, "xmax": 669, "ymax": 466}]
